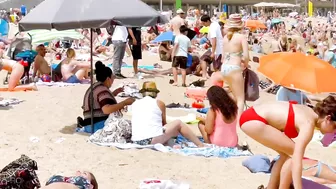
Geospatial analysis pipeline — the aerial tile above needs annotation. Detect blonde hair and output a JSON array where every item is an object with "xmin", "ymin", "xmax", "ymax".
[
  {"xmin": 227, "ymin": 28, "xmax": 241, "ymax": 41},
  {"xmin": 66, "ymin": 48, "xmax": 76, "ymax": 58}
]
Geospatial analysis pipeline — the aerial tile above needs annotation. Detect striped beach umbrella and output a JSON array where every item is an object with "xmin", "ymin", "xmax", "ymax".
[{"xmin": 26, "ymin": 29, "xmax": 84, "ymax": 44}]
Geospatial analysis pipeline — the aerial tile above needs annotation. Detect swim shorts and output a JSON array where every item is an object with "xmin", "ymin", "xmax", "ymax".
[{"xmin": 65, "ymin": 75, "xmax": 81, "ymax": 83}]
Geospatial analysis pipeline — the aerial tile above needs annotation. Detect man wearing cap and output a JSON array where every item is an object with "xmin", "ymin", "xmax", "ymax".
[
  {"xmin": 324, "ymin": 45, "xmax": 336, "ymax": 68},
  {"xmin": 170, "ymin": 9, "xmax": 186, "ymax": 37}
]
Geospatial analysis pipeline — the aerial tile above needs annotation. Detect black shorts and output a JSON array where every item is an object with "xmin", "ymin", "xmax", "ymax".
[
  {"xmin": 131, "ymin": 45, "xmax": 142, "ymax": 60},
  {"xmin": 172, "ymin": 56, "xmax": 187, "ymax": 69}
]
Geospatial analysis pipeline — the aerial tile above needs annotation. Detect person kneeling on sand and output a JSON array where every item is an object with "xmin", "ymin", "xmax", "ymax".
[
  {"xmin": 197, "ymin": 86, "xmax": 238, "ymax": 147},
  {"xmin": 131, "ymin": 81, "xmax": 204, "ymax": 147},
  {"xmin": 42, "ymin": 170, "xmax": 98, "ymax": 189}
]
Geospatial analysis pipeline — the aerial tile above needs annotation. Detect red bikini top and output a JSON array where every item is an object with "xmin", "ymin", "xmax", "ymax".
[{"xmin": 284, "ymin": 101, "xmax": 299, "ymax": 138}]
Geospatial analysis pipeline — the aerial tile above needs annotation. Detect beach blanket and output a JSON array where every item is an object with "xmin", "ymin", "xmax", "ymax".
[
  {"xmin": 107, "ymin": 63, "xmax": 155, "ymax": 70},
  {"xmin": 35, "ymin": 80, "xmax": 90, "ymax": 87},
  {"xmin": 89, "ymin": 135, "xmax": 251, "ymax": 159},
  {"xmin": 166, "ymin": 113, "xmax": 199, "ymax": 124},
  {"xmin": 116, "ymin": 83, "xmax": 142, "ymax": 99},
  {"xmin": 0, "ymin": 98, "xmax": 24, "ymax": 107}
]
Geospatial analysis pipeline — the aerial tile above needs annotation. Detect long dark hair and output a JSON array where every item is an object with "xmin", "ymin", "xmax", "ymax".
[{"xmin": 207, "ymin": 86, "xmax": 237, "ymax": 121}]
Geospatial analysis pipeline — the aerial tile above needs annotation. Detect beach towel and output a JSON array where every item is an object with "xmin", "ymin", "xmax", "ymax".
[
  {"xmin": 139, "ymin": 179, "xmax": 190, "ymax": 189},
  {"xmin": 107, "ymin": 63, "xmax": 155, "ymax": 70},
  {"xmin": 116, "ymin": 83, "xmax": 142, "ymax": 99},
  {"xmin": 35, "ymin": 80, "xmax": 90, "ymax": 87},
  {"xmin": 0, "ymin": 98, "xmax": 24, "ymax": 107},
  {"xmin": 0, "ymin": 154, "xmax": 41, "ymax": 189},
  {"xmin": 311, "ymin": 132, "xmax": 336, "ymax": 148},
  {"xmin": 242, "ymin": 155, "xmax": 271, "ymax": 173},
  {"xmin": 302, "ymin": 178, "xmax": 331, "ymax": 189},
  {"xmin": 166, "ymin": 113, "xmax": 199, "ymax": 124}
]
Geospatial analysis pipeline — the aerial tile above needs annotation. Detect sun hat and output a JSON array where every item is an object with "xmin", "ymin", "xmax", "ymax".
[
  {"xmin": 176, "ymin": 9, "xmax": 185, "ymax": 14},
  {"xmin": 226, "ymin": 14, "xmax": 243, "ymax": 29},
  {"xmin": 139, "ymin": 81, "xmax": 160, "ymax": 94}
]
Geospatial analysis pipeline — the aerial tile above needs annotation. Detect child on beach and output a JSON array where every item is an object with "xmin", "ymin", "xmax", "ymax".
[
  {"xmin": 197, "ymin": 86, "xmax": 238, "ymax": 147},
  {"xmin": 171, "ymin": 25, "xmax": 192, "ymax": 87}
]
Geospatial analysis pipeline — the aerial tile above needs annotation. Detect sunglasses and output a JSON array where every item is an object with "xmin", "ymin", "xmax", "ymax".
[{"xmin": 331, "ymin": 112, "xmax": 336, "ymax": 122}]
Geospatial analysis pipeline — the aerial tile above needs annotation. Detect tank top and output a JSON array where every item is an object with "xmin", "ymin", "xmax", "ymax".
[
  {"xmin": 131, "ymin": 96, "xmax": 163, "ymax": 141},
  {"xmin": 210, "ymin": 110, "xmax": 238, "ymax": 147}
]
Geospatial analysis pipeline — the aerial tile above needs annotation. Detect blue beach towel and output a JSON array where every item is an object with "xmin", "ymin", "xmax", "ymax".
[
  {"xmin": 76, "ymin": 120, "xmax": 105, "ymax": 134},
  {"xmin": 174, "ymin": 135, "xmax": 251, "ymax": 158}
]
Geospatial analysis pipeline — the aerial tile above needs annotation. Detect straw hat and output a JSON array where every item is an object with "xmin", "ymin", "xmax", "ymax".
[
  {"xmin": 139, "ymin": 81, "xmax": 160, "ymax": 93},
  {"xmin": 226, "ymin": 14, "xmax": 243, "ymax": 29}
]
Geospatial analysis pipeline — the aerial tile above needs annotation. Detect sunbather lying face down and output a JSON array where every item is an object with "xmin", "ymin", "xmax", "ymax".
[
  {"xmin": 44, "ymin": 170, "xmax": 98, "ymax": 189},
  {"xmin": 240, "ymin": 96, "xmax": 336, "ymax": 189}
]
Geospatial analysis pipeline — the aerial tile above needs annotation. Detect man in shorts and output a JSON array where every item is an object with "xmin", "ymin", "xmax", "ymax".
[
  {"xmin": 128, "ymin": 27, "xmax": 143, "ymax": 79},
  {"xmin": 199, "ymin": 15, "xmax": 223, "ymax": 78},
  {"xmin": 171, "ymin": 25, "xmax": 191, "ymax": 87}
]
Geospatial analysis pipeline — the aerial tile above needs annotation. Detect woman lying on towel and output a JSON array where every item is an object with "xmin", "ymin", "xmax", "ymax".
[
  {"xmin": 61, "ymin": 48, "xmax": 91, "ymax": 84},
  {"xmin": 0, "ymin": 59, "xmax": 37, "ymax": 91},
  {"xmin": 197, "ymin": 86, "xmax": 238, "ymax": 147},
  {"xmin": 78, "ymin": 61, "xmax": 135, "ymax": 133},
  {"xmin": 280, "ymin": 158, "xmax": 336, "ymax": 186},
  {"xmin": 240, "ymin": 96, "xmax": 336, "ymax": 189},
  {"xmin": 41, "ymin": 170, "xmax": 98, "ymax": 189},
  {"xmin": 131, "ymin": 81, "xmax": 204, "ymax": 147}
]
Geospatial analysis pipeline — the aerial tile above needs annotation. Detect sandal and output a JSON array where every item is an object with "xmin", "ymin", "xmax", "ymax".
[{"xmin": 182, "ymin": 83, "xmax": 187, "ymax": 87}]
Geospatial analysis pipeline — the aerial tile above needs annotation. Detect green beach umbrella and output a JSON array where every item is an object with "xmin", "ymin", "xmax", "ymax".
[{"xmin": 26, "ymin": 29, "xmax": 84, "ymax": 45}]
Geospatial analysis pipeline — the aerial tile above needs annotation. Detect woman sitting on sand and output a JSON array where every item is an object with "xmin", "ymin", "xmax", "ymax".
[
  {"xmin": 197, "ymin": 86, "xmax": 238, "ymax": 147},
  {"xmin": 0, "ymin": 59, "xmax": 37, "ymax": 91},
  {"xmin": 158, "ymin": 41, "xmax": 172, "ymax": 62},
  {"xmin": 61, "ymin": 48, "xmax": 91, "ymax": 83},
  {"xmin": 131, "ymin": 81, "xmax": 204, "ymax": 147},
  {"xmin": 43, "ymin": 170, "xmax": 98, "ymax": 189},
  {"xmin": 78, "ymin": 61, "xmax": 135, "ymax": 133},
  {"xmin": 221, "ymin": 14, "xmax": 249, "ymax": 118},
  {"xmin": 240, "ymin": 96, "xmax": 336, "ymax": 188}
]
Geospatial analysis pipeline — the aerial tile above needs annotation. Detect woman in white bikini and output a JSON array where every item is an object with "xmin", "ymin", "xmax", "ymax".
[
  {"xmin": 0, "ymin": 59, "xmax": 37, "ymax": 91},
  {"xmin": 61, "ymin": 48, "xmax": 90, "ymax": 83},
  {"xmin": 221, "ymin": 14, "xmax": 249, "ymax": 117}
]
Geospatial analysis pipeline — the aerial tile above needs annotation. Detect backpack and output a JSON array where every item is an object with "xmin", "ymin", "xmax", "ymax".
[{"xmin": 243, "ymin": 68, "xmax": 260, "ymax": 101}]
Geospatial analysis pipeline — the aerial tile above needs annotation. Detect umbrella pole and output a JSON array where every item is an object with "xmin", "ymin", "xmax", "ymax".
[{"xmin": 90, "ymin": 28, "xmax": 94, "ymax": 134}]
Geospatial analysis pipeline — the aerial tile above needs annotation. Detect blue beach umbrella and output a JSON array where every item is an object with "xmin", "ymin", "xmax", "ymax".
[{"xmin": 152, "ymin": 31, "xmax": 174, "ymax": 43}]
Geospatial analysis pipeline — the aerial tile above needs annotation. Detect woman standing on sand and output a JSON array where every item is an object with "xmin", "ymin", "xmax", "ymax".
[
  {"xmin": 221, "ymin": 14, "xmax": 249, "ymax": 118},
  {"xmin": 240, "ymin": 96, "xmax": 336, "ymax": 189}
]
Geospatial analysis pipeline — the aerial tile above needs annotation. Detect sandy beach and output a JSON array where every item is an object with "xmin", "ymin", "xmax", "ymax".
[{"xmin": 0, "ymin": 51, "xmax": 335, "ymax": 189}]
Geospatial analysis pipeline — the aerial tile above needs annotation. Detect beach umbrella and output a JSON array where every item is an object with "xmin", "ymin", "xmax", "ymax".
[
  {"xmin": 258, "ymin": 52, "xmax": 336, "ymax": 93},
  {"xmin": 18, "ymin": 0, "xmax": 168, "ymax": 31},
  {"xmin": 245, "ymin": 20, "xmax": 267, "ymax": 29},
  {"xmin": 18, "ymin": 0, "xmax": 168, "ymax": 133},
  {"xmin": 152, "ymin": 31, "xmax": 173, "ymax": 43},
  {"xmin": 26, "ymin": 29, "xmax": 84, "ymax": 44},
  {"xmin": 199, "ymin": 26, "xmax": 209, "ymax": 34}
]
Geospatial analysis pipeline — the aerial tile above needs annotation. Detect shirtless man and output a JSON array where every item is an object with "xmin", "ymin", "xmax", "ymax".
[
  {"xmin": 170, "ymin": 9, "xmax": 186, "ymax": 37},
  {"xmin": 33, "ymin": 44, "xmax": 50, "ymax": 78}
]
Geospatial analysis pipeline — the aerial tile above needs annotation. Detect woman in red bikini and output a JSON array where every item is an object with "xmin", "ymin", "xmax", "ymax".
[{"xmin": 239, "ymin": 96, "xmax": 336, "ymax": 189}]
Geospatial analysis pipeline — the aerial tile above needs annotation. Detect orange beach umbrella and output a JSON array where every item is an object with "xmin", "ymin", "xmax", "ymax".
[
  {"xmin": 245, "ymin": 20, "xmax": 267, "ymax": 29},
  {"xmin": 258, "ymin": 52, "xmax": 336, "ymax": 93}
]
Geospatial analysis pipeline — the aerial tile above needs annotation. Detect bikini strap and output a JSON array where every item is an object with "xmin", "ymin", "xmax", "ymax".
[{"xmin": 314, "ymin": 161, "xmax": 323, "ymax": 177}]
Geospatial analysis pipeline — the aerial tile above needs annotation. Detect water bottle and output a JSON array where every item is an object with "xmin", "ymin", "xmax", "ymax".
[{"xmin": 21, "ymin": 5, "xmax": 27, "ymax": 16}]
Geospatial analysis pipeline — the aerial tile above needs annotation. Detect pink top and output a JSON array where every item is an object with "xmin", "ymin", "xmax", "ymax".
[{"xmin": 210, "ymin": 110, "xmax": 238, "ymax": 147}]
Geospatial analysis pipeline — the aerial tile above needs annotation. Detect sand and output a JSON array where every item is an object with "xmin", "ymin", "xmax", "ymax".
[{"xmin": 0, "ymin": 50, "xmax": 335, "ymax": 189}]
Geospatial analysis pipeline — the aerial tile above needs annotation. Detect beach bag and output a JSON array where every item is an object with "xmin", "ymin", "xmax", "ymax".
[
  {"xmin": 0, "ymin": 154, "xmax": 41, "ymax": 189},
  {"xmin": 243, "ymin": 69, "xmax": 260, "ymax": 101}
]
